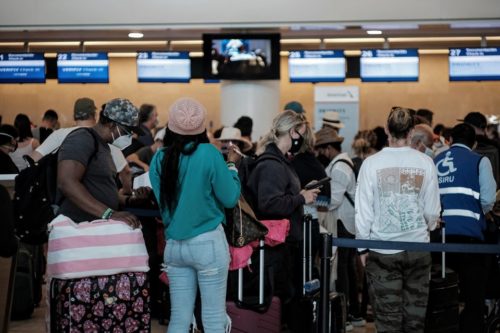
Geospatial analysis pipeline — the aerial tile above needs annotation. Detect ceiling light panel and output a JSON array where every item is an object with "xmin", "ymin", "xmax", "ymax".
[
  {"xmin": 388, "ymin": 37, "xmax": 482, "ymax": 42},
  {"xmin": 324, "ymin": 38, "xmax": 385, "ymax": 43},
  {"xmin": 29, "ymin": 41, "xmax": 81, "ymax": 47},
  {"xmin": 84, "ymin": 41, "xmax": 167, "ymax": 46},
  {"xmin": 170, "ymin": 40, "xmax": 203, "ymax": 46},
  {"xmin": 280, "ymin": 39, "xmax": 322, "ymax": 44}
]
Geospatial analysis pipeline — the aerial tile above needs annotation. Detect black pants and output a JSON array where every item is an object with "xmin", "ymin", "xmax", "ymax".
[
  {"xmin": 446, "ymin": 235, "xmax": 488, "ymax": 333},
  {"xmin": 336, "ymin": 220, "xmax": 361, "ymax": 317}
]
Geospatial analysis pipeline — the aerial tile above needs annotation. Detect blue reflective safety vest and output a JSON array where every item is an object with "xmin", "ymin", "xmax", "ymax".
[{"xmin": 434, "ymin": 145, "xmax": 485, "ymax": 240}]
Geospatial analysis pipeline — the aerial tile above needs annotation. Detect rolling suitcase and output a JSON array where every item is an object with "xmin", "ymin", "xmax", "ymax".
[
  {"xmin": 425, "ymin": 223, "xmax": 459, "ymax": 333},
  {"xmin": 10, "ymin": 243, "xmax": 35, "ymax": 320},
  {"xmin": 290, "ymin": 214, "xmax": 321, "ymax": 332},
  {"xmin": 226, "ymin": 239, "xmax": 281, "ymax": 333},
  {"xmin": 319, "ymin": 233, "xmax": 347, "ymax": 333},
  {"xmin": 50, "ymin": 272, "xmax": 151, "ymax": 332}
]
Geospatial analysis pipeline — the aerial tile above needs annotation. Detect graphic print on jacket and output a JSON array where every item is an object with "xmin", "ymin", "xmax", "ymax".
[{"xmin": 377, "ymin": 167, "xmax": 426, "ymax": 233}]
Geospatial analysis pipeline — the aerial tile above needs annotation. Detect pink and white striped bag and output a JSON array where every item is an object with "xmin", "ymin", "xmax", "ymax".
[{"xmin": 46, "ymin": 215, "xmax": 149, "ymax": 279}]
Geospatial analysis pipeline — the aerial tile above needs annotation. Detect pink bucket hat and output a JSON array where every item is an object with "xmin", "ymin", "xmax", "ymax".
[{"xmin": 167, "ymin": 98, "xmax": 207, "ymax": 135}]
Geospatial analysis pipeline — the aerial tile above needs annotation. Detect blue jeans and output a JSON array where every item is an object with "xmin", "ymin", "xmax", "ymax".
[{"xmin": 164, "ymin": 224, "xmax": 230, "ymax": 333}]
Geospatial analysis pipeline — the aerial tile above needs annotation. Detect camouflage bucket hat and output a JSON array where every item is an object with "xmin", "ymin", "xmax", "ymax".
[{"xmin": 103, "ymin": 98, "xmax": 144, "ymax": 135}]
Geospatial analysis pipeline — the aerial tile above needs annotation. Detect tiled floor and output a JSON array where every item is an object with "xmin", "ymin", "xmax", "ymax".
[
  {"xmin": 8, "ymin": 287, "xmax": 376, "ymax": 333},
  {"xmin": 8, "ymin": 299, "xmax": 376, "ymax": 333}
]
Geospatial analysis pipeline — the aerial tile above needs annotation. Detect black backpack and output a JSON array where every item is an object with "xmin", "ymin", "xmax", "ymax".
[
  {"xmin": 237, "ymin": 153, "xmax": 282, "ymax": 211},
  {"xmin": 12, "ymin": 128, "xmax": 98, "ymax": 244}
]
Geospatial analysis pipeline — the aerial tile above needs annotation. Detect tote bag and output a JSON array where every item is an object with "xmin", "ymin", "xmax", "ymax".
[
  {"xmin": 228, "ymin": 196, "xmax": 268, "ymax": 248},
  {"xmin": 46, "ymin": 215, "xmax": 149, "ymax": 279}
]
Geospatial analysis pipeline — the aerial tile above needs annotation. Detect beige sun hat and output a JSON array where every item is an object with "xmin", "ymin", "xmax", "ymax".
[
  {"xmin": 322, "ymin": 111, "xmax": 344, "ymax": 129},
  {"xmin": 217, "ymin": 127, "xmax": 253, "ymax": 152}
]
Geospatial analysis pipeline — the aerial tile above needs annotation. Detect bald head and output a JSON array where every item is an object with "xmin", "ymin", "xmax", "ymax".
[{"xmin": 411, "ymin": 124, "xmax": 434, "ymax": 152}]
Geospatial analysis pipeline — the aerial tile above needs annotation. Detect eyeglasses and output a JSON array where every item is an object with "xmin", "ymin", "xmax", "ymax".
[{"xmin": 116, "ymin": 125, "xmax": 132, "ymax": 137}]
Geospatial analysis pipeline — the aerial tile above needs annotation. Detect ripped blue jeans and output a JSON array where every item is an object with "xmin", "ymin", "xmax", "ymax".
[{"xmin": 164, "ymin": 224, "xmax": 230, "ymax": 333}]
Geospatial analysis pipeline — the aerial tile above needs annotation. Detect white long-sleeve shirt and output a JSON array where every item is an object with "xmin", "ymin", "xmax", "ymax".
[
  {"xmin": 355, "ymin": 147, "xmax": 441, "ymax": 254},
  {"xmin": 326, "ymin": 152, "xmax": 356, "ymax": 235}
]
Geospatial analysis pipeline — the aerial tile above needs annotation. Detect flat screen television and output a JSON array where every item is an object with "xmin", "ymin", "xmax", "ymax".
[
  {"xmin": 57, "ymin": 52, "xmax": 109, "ymax": 83},
  {"xmin": 202, "ymin": 33, "xmax": 280, "ymax": 80},
  {"xmin": 137, "ymin": 51, "xmax": 191, "ymax": 83},
  {"xmin": 288, "ymin": 50, "xmax": 345, "ymax": 82},
  {"xmin": 360, "ymin": 49, "xmax": 419, "ymax": 82},
  {"xmin": 0, "ymin": 53, "xmax": 45, "ymax": 83},
  {"xmin": 449, "ymin": 48, "xmax": 500, "ymax": 81}
]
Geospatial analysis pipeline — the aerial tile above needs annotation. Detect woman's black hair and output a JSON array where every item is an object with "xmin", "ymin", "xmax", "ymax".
[
  {"xmin": 14, "ymin": 113, "xmax": 33, "ymax": 141},
  {"xmin": 159, "ymin": 127, "xmax": 209, "ymax": 211}
]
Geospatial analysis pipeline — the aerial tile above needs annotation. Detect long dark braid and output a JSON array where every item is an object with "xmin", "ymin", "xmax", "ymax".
[{"xmin": 159, "ymin": 127, "xmax": 209, "ymax": 211}]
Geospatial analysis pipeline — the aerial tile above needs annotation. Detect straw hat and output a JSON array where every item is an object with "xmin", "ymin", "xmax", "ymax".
[
  {"xmin": 217, "ymin": 127, "xmax": 253, "ymax": 152},
  {"xmin": 315, "ymin": 126, "xmax": 344, "ymax": 147},
  {"xmin": 322, "ymin": 111, "xmax": 344, "ymax": 129}
]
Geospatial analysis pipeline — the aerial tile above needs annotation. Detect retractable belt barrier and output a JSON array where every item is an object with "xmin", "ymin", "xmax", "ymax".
[{"xmin": 332, "ymin": 237, "xmax": 500, "ymax": 254}]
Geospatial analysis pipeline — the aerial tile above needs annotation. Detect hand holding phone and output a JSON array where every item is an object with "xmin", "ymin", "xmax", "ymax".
[{"xmin": 304, "ymin": 177, "xmax": 331, "ymax": 190}]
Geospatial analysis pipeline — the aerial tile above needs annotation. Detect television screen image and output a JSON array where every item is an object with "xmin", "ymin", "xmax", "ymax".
[
  {"xmin": 57, "ymin": 53, "xmax": 109, "ymax": 83},
  {"xmin": 137, "ymin": 51, "xmax": 191, "ymax": 83},
  {"xmin": 360, "ymin": 49, "xmax": 419, "ymax": 82},
  {"xmin": 449, "ymin": 48, "xmax": 500, "ymax": 81},
  {"xmin": 203, "ymin": 33, "xmax": 280, "ymax": 80},
  {"xmin": 288, "ymin": 50, "xmax": 345, "ymax": 82},
  {"xmin": 0, "ymin": 53, "xmax": 45, "ymax": 83}
]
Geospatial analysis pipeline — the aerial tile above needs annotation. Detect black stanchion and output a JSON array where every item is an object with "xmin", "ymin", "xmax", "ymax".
[{"xmin": 319, "ymin": 233, "xmax": 332, "ymax": 333}]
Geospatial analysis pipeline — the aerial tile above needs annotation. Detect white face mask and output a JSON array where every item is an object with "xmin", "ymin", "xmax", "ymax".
[
  {"xmin": 423, "ymin": 145, "xmax": 434, "ymax": 158},
  {"xmin": 111, "ymin": 126, "xmax": 132, "ymax": 150}
]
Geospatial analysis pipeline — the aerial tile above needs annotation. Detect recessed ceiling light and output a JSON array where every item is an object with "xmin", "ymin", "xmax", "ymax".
[
  {"xmin": 367, "ymin": 30, "xmax": 382, "ymax": 35},
  {"xmin": 128, "ymin": 32, "xmax": 144, "ymax": 39}
]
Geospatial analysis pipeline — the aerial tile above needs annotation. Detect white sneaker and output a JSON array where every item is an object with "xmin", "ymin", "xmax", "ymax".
[
  {"xmin": 349, "ymin": 315, "xmax": 366, "ymax": 327},
  {"xmin": 346, "ymin": 321, "xmax": 354, "ymax": 331}
]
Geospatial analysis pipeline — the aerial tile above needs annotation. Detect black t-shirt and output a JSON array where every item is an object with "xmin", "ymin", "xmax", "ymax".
[
  {"xmin": 122, "ymin": 138, "xmax": 145, "ymax": 157},
  {"xmin": 57, "ymin": 129, "xmax": 118, "ymax": 222},
  {"xmin": 0, "ymin": 151, "xmax": 19, "ymax": 174},
  {"xmin": 136, "ymin": 146, "xmax": 155, "ymax": 165}
]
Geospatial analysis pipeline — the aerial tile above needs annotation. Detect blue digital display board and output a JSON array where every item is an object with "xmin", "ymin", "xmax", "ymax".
[
  {"xmin": 449, "ymin": 48, "xmax": 500, "ymax": 81},
  {"xmin": 360, "ymin": 49, "xmax": 419, "ymax": 82},
  {"xmin": 57, "ymin": 53, "xmax": 109, "ymax": 83},
  {"xmin": 137, "ymin": 51, "xmax": 191, "ymax": 83},
  {"xmin": 288, "ymin": 50, "xmax": 345, "ymax": 82},
  {"xmin": 0, "ymin": 53, "xmax": 45, "ymax": 83}
]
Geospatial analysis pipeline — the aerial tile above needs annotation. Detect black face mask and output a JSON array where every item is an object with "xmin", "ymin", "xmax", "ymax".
[
  {"xmin": 317, "ymin": 154, "xmax": 331, "ymax": 168},
  {"xmin": 289, "ymin": 132, "xmax": 304, "ymax": 154}
]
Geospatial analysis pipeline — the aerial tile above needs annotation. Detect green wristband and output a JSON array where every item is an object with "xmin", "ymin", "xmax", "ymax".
[{"xmin": 102, "ymin": 208, "xmax": 114, "ymax": 219}]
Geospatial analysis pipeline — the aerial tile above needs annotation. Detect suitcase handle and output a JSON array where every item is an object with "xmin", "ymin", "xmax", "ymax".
[
  {"xmin": 303, "ymin": 214, "xmax": 314, "ymax": 296},
  {"xmin": 235, "ymin": 239, "xmax": 272, "ymax": 313}
]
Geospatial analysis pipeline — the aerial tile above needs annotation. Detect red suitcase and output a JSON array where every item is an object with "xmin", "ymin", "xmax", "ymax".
[{"xmin": 227, "ymin": 240, "xmax": 281, "ymax": 333}]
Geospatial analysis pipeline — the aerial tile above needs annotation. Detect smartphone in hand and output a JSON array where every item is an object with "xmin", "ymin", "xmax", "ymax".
[{"xmin": 304, "ymin": 177, "xmax": 331, "ymax": 190}]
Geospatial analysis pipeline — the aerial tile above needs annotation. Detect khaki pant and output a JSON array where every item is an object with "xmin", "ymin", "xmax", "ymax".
[{"xmin": 366, "ymin": 251, "xmax": 431, "ymax": 333}]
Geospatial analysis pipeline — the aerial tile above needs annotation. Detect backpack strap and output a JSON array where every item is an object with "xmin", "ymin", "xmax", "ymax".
[
  {"xmin": 331, "ymin": 158, "xmax": 356, "ymax": 207},
  {"xmin": 68, "ymin": 127, "xmax": 100, "ymax": 165},
  {"xmin": 55, "ymin": 128, "xmax": 100, "ymax": 206}
]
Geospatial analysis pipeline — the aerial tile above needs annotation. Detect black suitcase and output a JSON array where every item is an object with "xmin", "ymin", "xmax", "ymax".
[
  {"xmin": 425, "ymin": 224, "xmax": 459, "ymax": 333},
  {"xmin": 319, "ymin": 233, "xmax": 347, "ymax": 333},
  {"xmin": 10, "ymin": 242, "xmax": 43, "ymax": 320},
  {"xmin": 329, "ymin": 291, "xmax": 347, "ymax": 333},
  {"xmin": 290, "ymin": 214, "xmax": 321, "ymax": 332}
]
